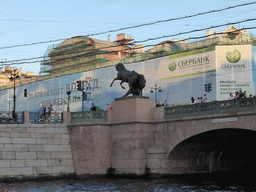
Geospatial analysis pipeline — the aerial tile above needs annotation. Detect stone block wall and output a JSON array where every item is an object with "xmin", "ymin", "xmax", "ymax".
[
  {"xmin": 0, "ymin": 124, "xmax": 74, "ymax": 178},
  {"xmin": 111, "ymin": 123, "xmax": 155, "ymax": 175},
  {"xmin": 69, "ymin": 125, "xmax": 111, "ymax": 176}
]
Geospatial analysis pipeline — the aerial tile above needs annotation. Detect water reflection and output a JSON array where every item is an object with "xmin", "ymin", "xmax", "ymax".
[{"xmin": 1, "ymin": 173, "xmax": 256, "ymax": 192}]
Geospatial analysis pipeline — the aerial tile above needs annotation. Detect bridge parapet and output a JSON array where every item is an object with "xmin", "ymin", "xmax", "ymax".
[{"xmin": 165, "ymin": 97, "xmax": 256, "ymax": 119}]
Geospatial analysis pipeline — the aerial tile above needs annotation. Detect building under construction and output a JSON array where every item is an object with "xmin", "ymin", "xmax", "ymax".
[
  {"xmin": 40, "ymin": 33, "xmax": 136, "ymax": 76},
  {"xmin": 39, "ymin": 26, "xmax": 253, "ymax": 77}
]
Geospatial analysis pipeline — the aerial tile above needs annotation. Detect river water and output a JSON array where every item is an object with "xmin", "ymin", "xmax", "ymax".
[{"xmin": 0, "ymin": 172, "xmax": 255, "ymax": 192}]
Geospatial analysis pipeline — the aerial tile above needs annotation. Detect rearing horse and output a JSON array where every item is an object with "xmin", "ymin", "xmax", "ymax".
[{"xmin": 110, "ymin": 63, "xmax": 146, "ymax": 97}]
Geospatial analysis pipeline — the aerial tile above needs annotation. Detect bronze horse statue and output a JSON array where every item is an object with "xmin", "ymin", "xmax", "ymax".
[{"xmin": 110, "ymin": 63, "xmax": 146, "ymax": 97}]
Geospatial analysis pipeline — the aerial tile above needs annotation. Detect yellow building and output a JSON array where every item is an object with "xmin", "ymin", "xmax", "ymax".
[{"xmin": 0, "ymin": 66, "xmax": 37, "ymax": 86}]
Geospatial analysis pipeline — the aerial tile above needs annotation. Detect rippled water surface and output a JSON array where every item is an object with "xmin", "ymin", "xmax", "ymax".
[{"xmin": 1, "ymin": 173, "xmax": 256, "ymax": 192}]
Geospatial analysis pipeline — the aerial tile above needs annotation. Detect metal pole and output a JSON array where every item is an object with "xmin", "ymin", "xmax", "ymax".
[
  {"xmin": 67, "ymin": 96, "xmax": 70, "ymax": 112},
  {"xmin": 155, "ymin": 85, "xmax": 157, "ymax": 106},
  {"xmin": 66, "ymin": 91, "xmax": 71, "ymax": 112},
  {"xmin": 82, "ymin": 90, "xmax": 84, "ymax": 111}
]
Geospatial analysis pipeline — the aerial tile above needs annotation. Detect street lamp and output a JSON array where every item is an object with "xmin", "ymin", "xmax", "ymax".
[
  {"xmin": 150, "ymin": 84, "xmax": 162, "ymax": 106},
  {"xmin": 9, "ymin": 68, "xmax": 20, "ymax": 122}
]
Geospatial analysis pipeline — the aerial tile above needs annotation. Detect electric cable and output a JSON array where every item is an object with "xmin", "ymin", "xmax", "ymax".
[
  {"xmin": 0, "ymin": 1, "xmax": 255, "ymax": 50},
  {"xmin": 1, "ymin": 26, "xmax": 255, "ymax": 67},
  {"xmin": 2, "ymin": 20, "xmax": 256, "ymax": 65}
]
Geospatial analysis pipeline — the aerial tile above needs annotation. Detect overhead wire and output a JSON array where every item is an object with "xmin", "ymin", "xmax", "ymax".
[
  {"xmin": 2, "ymin": 18, "xmax": 256, "ymax": 65},
  {"xmin": 0, "ymin": 1, "xmax": 255, "ymax": 50},
  {"xmin": 2, "ymin": 26, "xmax": 256, "ymax": 67}
]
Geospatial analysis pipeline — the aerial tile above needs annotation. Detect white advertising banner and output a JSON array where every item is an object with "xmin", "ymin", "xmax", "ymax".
[
  {"xmin": 216, "ymin": 45, "xmax": 252, "ymax": 100},
  {"xmin": 155, "ymin": 50, "xmax": 216, "ymax": 80}
]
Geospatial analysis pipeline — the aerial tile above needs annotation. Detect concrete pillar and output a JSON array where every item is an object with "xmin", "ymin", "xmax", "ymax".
[
  {"xmin": 207, "ymin": 151, "xmax": 216, "ymax": 172},
  {"xmin": 107, "ymin": 109, "xmax": 114, "ymax": 123},
  {"xmin": 150, "ymin": 107, "xmax": 165, "ymax": 120},
  {"xmin": 146, "ymin": 144, "xmax": 167, "ymax": 174},
  {"xmin": 217, "ymin": 151, "xmax": 224, "ymax": 171},
  {"xmin": 62, "ymin": 111, "xmax": 71, "ymax": 124},
  {"xmin": 23, "ymin": 110, "xmax": 31, "ymax": 124}
]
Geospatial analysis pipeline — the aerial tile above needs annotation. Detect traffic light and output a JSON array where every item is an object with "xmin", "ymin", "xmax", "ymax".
[
  {"xmin": 77, "ymin": 80, "xmax": 82, "ymax": 91},
  {"xmin": 43, "ymin": 107, "xmax": 46, "ymax": 116},
  {"xmin": 204, "ymin": 83, "xmax": 208, "ymax": 92},
  {"xmin": 204, "ymin": 83, "xmax": 212, "ymax": 92},
  {"xmin": 24, "ymin": 89, "xmax": 27, "ymax": 97},
  {"xmin": 83, "ymin": 91, "xmax": 87, "ymax": 101},
  {"xmin": 208, "ymin": 83, "xmax": 212, "ymax": 92}
]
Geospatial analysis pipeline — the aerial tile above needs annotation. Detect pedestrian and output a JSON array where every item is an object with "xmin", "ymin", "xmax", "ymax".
[
  {"xmin": 106, "ymin": 104, "xmax": 112, "ymax": 111},
  {"xmin": 47, "ymin": 105, "xmax": 54, "ymax": 121},
  {"xmin": 91, "ymin": 103, "xmax": 96, "ymax": 111},
  {"xmin": 234, "ymin": 91, "xmax": 239, "ymax": 98},
  {"xmin": 48, "ymin": 105, "xmax": 54, "ymax": 116},
  {"xmin": 228, "ymin": 93, "xmax": 234, "ymax": 100},
  {"xmin": 238, "ymin": 90, "xmax": 245, "ymax": 99},
  {"xmin": 203, "ymin": 94, "xmax": 210, "ymax": 103},
  {"xmin": 162, "ymin": 100, "xmax": 169, "ymax": 107},
  {"xmin": 244, "ymin": 91, "xmax": 247, "ymax": 98},
  {"xmin": 191, "ymin": 97, "xmax": 195, "ymax": 104},
  {"xmin": 156, "ymin": 101, "xmax": 162, "ymax": 107},
  {"xmin": 197, "ymin": 97, "xmax": 201, "ymax": 103}
]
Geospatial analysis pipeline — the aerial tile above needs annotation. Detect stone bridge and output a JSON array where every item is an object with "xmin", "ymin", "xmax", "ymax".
[{"xmin": 69, "ymin": 97, "xmax": 256, "ymax": 177}]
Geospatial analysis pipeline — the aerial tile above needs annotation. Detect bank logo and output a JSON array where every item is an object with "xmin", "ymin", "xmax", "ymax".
[
  {"xmin": 169, "ymin": 61, "xmax": 177, "ymax": 71},
  {"xmin": 226, "ymin": 49, "xmax": 241, "ymax": 63}
]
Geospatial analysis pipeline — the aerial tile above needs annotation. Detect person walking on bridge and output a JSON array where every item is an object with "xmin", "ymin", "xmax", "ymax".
[{"xmin": 91, "ymin": 103, "xmax": 96, "ymax": 111}]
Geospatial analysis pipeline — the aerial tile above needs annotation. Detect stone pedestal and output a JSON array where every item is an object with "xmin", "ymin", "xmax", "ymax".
[
  {"xmin": 69, "ymin": 96, "xmax": 156, "ymax": 177},
  {"xmin": 110, "ymin": 97, "xmax": 154, "ymax": 123}
]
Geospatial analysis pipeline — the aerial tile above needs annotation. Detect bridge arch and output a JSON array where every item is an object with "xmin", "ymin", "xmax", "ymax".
[{"xmin": 166, "ymin": 128, "xmax": 256, "ymax": 174}]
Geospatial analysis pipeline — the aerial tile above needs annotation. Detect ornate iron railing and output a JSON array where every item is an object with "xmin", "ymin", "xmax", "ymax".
[
  {"xmin": 0, "ymin": 111, "xmax": 23, "ymax": 124},
  {"xmin": 29, "ymin": 112, "xmax": 62, "ymax": 124},
  {"xmin": 0, "ymin": 111, "xmax": 62, "ymax": 124},
  {"xmin": 70, "ymin": 111, "xmax": 108, "ymax": 124},
  {"xmin": 165, "ymin": 97, "xmax": 256, "ymax": 119}
]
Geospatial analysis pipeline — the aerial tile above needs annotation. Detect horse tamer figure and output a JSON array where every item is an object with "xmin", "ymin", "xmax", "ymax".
[{"xmin": 110, "ymin": 63, "xmax": 146, "ymax": 97}]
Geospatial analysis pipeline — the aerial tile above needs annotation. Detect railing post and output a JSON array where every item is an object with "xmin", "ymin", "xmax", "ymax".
[
  {"xmin": 62, "ymin": 111, "xmax": 71, "ymax": 124},
  {"xmin": 23, "ymin": 110, "xmax": 31, "ymax": 124}
]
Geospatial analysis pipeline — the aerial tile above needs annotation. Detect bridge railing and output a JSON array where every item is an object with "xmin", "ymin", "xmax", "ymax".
[
  {"xmin": 29, "ymin": 112, "xmax": 62, "ymax": 124},
  {"xmin": 0, "ymin": 111, "xmax": 23, "ymax": 124},
  {"xmin": 70, "ymin": 111, "xmax": 108, "ymax": 124},
  {"xmin": 165, "ymin": 97, "xmax": 256, "ymax": 119},
  {"xmin": 0, "ymin": 111, "xmax": 62, "ymax": 124}
]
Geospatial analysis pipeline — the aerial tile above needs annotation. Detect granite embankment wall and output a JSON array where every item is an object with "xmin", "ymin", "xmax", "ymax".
[{"xmin": 0, "ymin": 124, "xmax": 74, "ymax": 179}]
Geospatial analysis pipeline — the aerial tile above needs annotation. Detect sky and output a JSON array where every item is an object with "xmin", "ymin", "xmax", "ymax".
[{"xmin": 0, "ymin": 0, "xmax": 256, "ymax": 75}]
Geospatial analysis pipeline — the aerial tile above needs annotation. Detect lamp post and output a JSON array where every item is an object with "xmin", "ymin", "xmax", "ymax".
[
  {"xmin": 9, "ymin": 68, "xmax": 20, "ymax": 122},
  {"xmin": 150, "ymin": 84, "xmax": 162, "ymax": 106},
  {"xmin": 67, "ymin": 91, "xmax": 71, "ymax": 112}
]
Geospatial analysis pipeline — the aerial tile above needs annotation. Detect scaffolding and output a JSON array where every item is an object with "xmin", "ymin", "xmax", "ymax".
[{"xmin": 1, "ymin": 26, "xmax": 255, "ymax": 91}]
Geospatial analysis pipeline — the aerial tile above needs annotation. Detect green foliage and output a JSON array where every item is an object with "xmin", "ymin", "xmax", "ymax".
[{"xmin": 169, "ymin": 46, "xmax": 215, "ymax": 60}]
